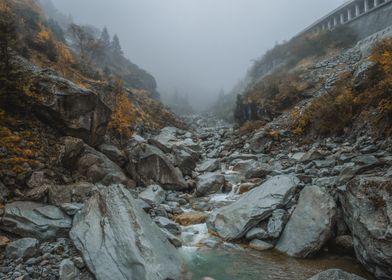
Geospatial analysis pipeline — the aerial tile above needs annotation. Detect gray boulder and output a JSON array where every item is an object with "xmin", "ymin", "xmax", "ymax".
[
  {"xmin": 5, "ymin": 238, "xmax": 39, "ymax": 259},
  {"xmin": 197, "ymin": 159, "xmax": 220, "ymax": 172},
  {"xmin": 48, "ymin": 182, "xmax": 95, "ymax": 206},
  {"xmin": 276, "ymin": 186, "xmax": 336, "ymax": 258},
  {"xmin": 98, "ymin": 144, "xmax": 127, "ymax": 167},
  {"xmin": 30, "ymin": 69, "xmax": 111, "ymax": 147},
  {"xmin": 245, "ymin": 227, "xmax": 269, "ymax": 240},
  {"xmin": 1, "ymin": 201, "xmax": 72, "ymax": 240},
  {"xmin": 77, "ymin": 145, "xmax": 134, "ymax": 187},
  {"xmin": 307, "ymin": 269, "xmax": 366, "ymax": 280},
  {"xmin": 249, "ymin": 239, "xmax": 273, "ymax": 251},
  {"xmin": 232, "ymin": 160, "xmax": 271, "ymax": 179},
  {"xmin": 154, "ymin": 216, "xmax": 181, "ymax": 236},
  {"xmin": 172, "ymin": 145, "xmax": 197, "ymax": 176},
  {"xmin": 207, "ymin": 175, "xmax": 299, "ymax": 240},
  {"xmin": 196, "ymin": 173, "xmax": 226, "ymax": 196},
  {"xmin": 59, "ymin": 259, "xmax": 80, "ymax": 280},
  {"xmin": 126, "ymin": 143, "xmax": 188, "ymax": 190},
  {"xmin": 340, "ymin": 176, "xmax": 392, "ymax": 279},
  {"xmin": 139, "ymin": 185, "xmax": 166, "ymax": 206},
  {"xmin": 70, "ymin": 185, "xmax": 182, "ymax": 280}
]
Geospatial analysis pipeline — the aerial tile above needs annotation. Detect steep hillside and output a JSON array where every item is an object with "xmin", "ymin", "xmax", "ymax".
[{"xmin": 0, "ymin": 0, "xmax": 185, "ymax": 192}]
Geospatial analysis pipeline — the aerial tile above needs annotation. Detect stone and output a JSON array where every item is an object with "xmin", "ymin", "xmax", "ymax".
[
  {"xmin": 0, "ymin": 180, "xmax": 10, "ymax": 203},
  {"xmin": 70, "ymin": 184, "xmax": 182, "ymax": 280},
  {"xmin": 154, "ymin": 216, "xmax": 181, "ymax": 236},
  {"xmin": 249, "ymin": 131, "xmax": 272, "ymax": 153},
  {"xmin": 0, "ymin": 236, "xmax": 10, "ymax": 248},
  {"xmin": 61, "ymin": 137, "xmax": 84, "ymax": 168},
  {"xmin": 238, "ymin": 182, "xmax": 256, "ymax": 194},
  {"xmin": 26, "ymin": 171, "xmax": 52, "ymax": 189},
  {"xmin": 197, "ymin": 159, "xmax": 220, "ymax": 172},
  {"xmin": 175, "ymin": 212, "xmax": 208, "ymax": 226},
  {"xmin": 276, "ymin": 186, "xmax": 336, "ymax": 258},
  {"xmin": 98, "ymin": 144, "xmax": 127, "ymax": 167},
  {"xmin": 5, "ymin": 238, "xmax": 39, "ymax": 259},
  {"xmin": 196, "ymin": 173, "xmax": 225, "ymax": 196},
  {"xmin": 245, "ymin": 227, "xmax": 269, "ymax": 240},
  {"xmin": 339, "ymin": 176, "xmax": 392, "ymax": 279},
  {"xmin": 300, "ymin": 148, "xmax": 324, "ymax": 163},
  {"xmin": 1, "ymin": 201, "xmax": 72, "ymax": 240},
  {"xmin": 48, "ymin": 182, "xmax": 94, "ymax": 206},
  {"xmin": 59, "ymin": 259, "xmax": 80, "ymax": 280},
  {"xmin": 267, "ymin": 209, "xmax": 289, "ymax": 239},
  {"xmin": 307, "ymin": 269, "xmax": 366, "ymax": 280},
  {"xmin": 232, "ymin": 160, "xmax": 271, "ymax": 179},
  {"xmin": 160, "ymin": 229, "xmax": 182, "ymax": 248},
  {"xmin": 60, "ymin": 203, "xmax": 84, "ymax": 216},
  {"xmin": 172, "ymin": 145, "xmax": 197, "ymax": 176},
  {"xmin": 335, "ymin": 235, "xmax": 354, "ymax": 251},
  {"xmin": 126, "ymin": 143, "xmax": 188, "ymax": 190},
  {"xmin": 138, "ymin": 185, "xmax": 166, "ymax": 206},
  {"xmin": 148, "ymin": 127, "xmax": 178, "ymax": 153},
  {"xmin": 30, "ymin": 70, "xmax": 111, "ymax": 147},
  {"xmin": 249, "ymin": 239, "xmax": 273, "ymax": 251},
  {"xmin": 77, "ymin": 145, "xmax": 134, "ymax": 187},
  {"xmin": 207, "ymin": 175, "xmax": 299, "ymax": 240}
]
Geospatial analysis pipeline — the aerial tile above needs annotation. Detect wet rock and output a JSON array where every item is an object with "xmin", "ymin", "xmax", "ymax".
[
  {"xmin": 160, "ymin": 229, "xmax": 182, "ymax": 248},
  {"xmin": 175, "ymin": 212, "xmax": 208, "ymax": 226},
  {"xmin": 196, "ymin": 173, "xmax": 226, "ymax": 196},
  {"xmin": 70, "ymin": 184, "xmax": 182, "ymax": 280},
  {"xmin": 340, "ymin": 176, "xmax": 392, "ymax": 279},
  {"xmin": 307, "ymin": 269, "xmax": 366, "ymax": 280},
  {"xmin": 245, "ymin": 227, "xmax": 269, "ymax": 240},
  {"xmin": 154, "ymin": 216, "xmax": 181, "ymax": 235},
  {"xmin": 98, "ymin": 144, "xmax": 127, "ymax": 167},
  {"xmin": 249, "ymin": 239, "xmax": 273, "ymax": 251},
  {"xmin": 267, "ymin": 209, "xmax": 289, "ymax": 239},
  {"xmin": 207, "ymin": 175, "xmax": 299, "ymax": 240},
  {"xmin": 6, "ymin": 238, "xmax": 39, "ymax": 259},
  {"xmin": 172, "ymin": 145, "xmax": 197, "ymax": 176},
  {"xmin": 30, "ymin": 70, "xmax": 111, "ymax": 147},
  {"xmin": 1, "ymin": 201, "xmax": 72, "ymax": 240},
  {"xmin": 197, "ymin": 159, "xmax": 220, "ymax": 172},
  {"xmin": 276, "ymin": 186, "xmax": 336, "ymax": 258},
  {"xmin": 138, "ymin": 185, "xmax": 166, "ymax": 206},
  {"xmin": 238, "ymin": 182, "xmax": 256, "ymax": 194},
  {"xmin": 126, "ymin": 143, "xmax": 188, "ymax": 190},
  {"xmin": 59, "ymin": 259, "xmax": 80, "ymax": 280},
  {"xmin": 249, "ymin": 131, "xmax": 273, "ymax": 153},
  {"xmin": 77, "ymin": 145, "xmax": 134, "ymax": 187}
]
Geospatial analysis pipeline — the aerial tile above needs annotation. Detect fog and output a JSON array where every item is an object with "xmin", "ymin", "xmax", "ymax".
[{"xmin": 51, "ymin": 0, "xmax": 343, "ymax": 110}]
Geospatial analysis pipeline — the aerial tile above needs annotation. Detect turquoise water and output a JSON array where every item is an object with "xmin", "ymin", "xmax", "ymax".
[{"xmin": 180, "ymin": 241, "xmax": 373, "ymax": 280}]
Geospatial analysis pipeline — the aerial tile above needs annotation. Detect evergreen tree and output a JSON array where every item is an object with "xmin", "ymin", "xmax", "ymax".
[
  {"xmin": 99, "ymin": 26, "xmax": 110, "ymax": 51},
  {"xmin": 111, "ymin": 34, "xmax": 123, "ymax": 57}
]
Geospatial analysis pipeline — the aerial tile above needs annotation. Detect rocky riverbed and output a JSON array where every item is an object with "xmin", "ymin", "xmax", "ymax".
[{"xmin": 0, "ymin": 113, "xmax": 391, "ymax": 280}]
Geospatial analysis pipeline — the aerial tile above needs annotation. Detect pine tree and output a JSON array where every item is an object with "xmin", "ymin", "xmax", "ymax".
[
  {"xmin": 111, "ymin": 34, "xmax": 123, "ymax": 57},
  {"xmin": 100, "ymin": 26, "xmax": 111, "ymax": 50}
]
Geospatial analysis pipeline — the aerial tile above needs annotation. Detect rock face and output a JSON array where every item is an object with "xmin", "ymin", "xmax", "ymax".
[
  {"xmin": 70, "ymin": 185, "xmax": 182, "ymax": 280},
  {"xmin": 1, "ymin": 202, "xmax": 72, "ymax": 240},
  {"xmin": 126, "ymin": 143, "xmax": 188, "ymax": 190},
  {"xmin": 5, "ymin": 238, "xmax": 39, "ymax": 259},
  {"xmin": 276, "ymin": 186, "xmax": 336, "ymax": 258},
  {"xmin": 207, "ymin": 175, "xmax": 299, "ymax": 240},
  {"xmin": 77, "ymin": 145, "xmax": 134, "ymax": 187},
  {"xmin": 30, "ymin": 70, "xmax": 111, "ymax": 147},
  {"xmin": 340, "ymin": 176, "xmax": 392, "ymax": 279},
  {"xmin": 307, "ymin": 269, "xmax": 366, "ymax": 280},
  {"xmin": 196, "ymin": 173, "xmax": 226, "ymax": 196},
  {"xmin": 59, "ymin": 259, "xmax": 80, "ymax": 280},
  {"xmin": 98, "ymin": 144, "xmax": 127, "ymax": 167}
]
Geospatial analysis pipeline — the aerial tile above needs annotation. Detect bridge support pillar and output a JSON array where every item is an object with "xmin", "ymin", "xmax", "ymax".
[{"xmin": 340, "ymin": 13, "xmax": 344, "ymax": 24}]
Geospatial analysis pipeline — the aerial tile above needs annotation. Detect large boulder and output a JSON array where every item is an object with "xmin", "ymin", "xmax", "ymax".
[
  {"xmin": 171, "ymin": 145, "xmax": 198, "ymax": 176},
  {"xmin": 70, "ymin": 185, "xmax": 182, "ymax": 280},
  {"xmin": 276, "ymin": 186, "xmax": 336, "ymax": 258},
  {"xmin": 196, "ymin": 173, "xmax": 226, "ymax": 196},
  {"xmin": 0, "ymin": 201, "xmax": 72, "ymax": 240},
  {"xmin": 138, "ymin": 185, "xmax": 166, "ymax": 206},
  {"xmin": 340, "ymin": 176, "xmax": 392, "ymax": 279},
  {"xmin": 29, "ymin": 69, "xmax": 111, "ymax": 147},
  {"xmin": 207, "ymin": 175, "xmax": 299, "ymax": 240},
  {"xmin": 126, "ymin": 143, "xmax": 188, "ymax": 190},
  {"xmin": 232, "ymin": 160, "xmax": 271, "ymax": 179},
  {"xmin": 197, "ymin": 159, "xmax": 220, "ymax": 173},
  {"xmin": 307, "ymin": 269, "xmax": 366, "ymax": 280},
  {"xmin": 77, "ymin": 145, "xmax": 134, "ymax": 187}
]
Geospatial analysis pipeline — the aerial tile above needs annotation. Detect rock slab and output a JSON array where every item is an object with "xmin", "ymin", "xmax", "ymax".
[{"xmin": 70, "ymin": 184, "xmax": 182, "ymax": 280}]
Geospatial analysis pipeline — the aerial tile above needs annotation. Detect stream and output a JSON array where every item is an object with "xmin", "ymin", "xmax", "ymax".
[{"xmin": 175, "ymin": 116, "xmax": 373, "ymax": 280}]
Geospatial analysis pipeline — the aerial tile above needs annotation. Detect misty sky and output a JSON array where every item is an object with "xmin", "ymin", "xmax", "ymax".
[{"xmin": 51, "ymin": 0, "xmax": 343, "ymax": 109}]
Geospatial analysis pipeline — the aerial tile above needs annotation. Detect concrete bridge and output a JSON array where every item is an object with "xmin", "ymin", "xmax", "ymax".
[{"xmin": 303, "ymin": 0, "xmax": 392, "ymax": 38}]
